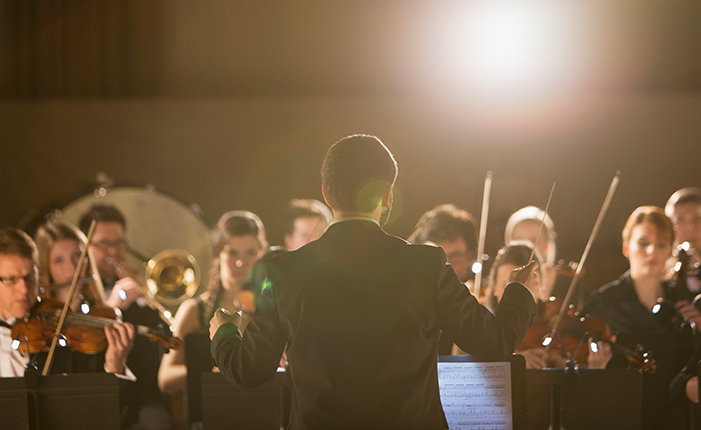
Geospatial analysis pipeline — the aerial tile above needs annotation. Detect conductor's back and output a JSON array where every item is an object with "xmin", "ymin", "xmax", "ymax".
[{"xmin": 210, "ymin": 134, "xmax": 537, "ymax": 430}]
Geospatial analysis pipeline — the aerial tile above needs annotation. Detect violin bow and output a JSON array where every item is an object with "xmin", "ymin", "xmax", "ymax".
[
  {"xmin": 42, "ymin": 220, "xmax": 97, "ymax": 376},
  {"xmin": 528, "ymin": 183, "xmax": 556, "ymax": 265},
  {"xmin": 548, "ymin": 172, "xmax": 621, "ymax": 345},
  {"xmin": 473, "ymin": 171, "xmax": 493, "ymax": 300}
]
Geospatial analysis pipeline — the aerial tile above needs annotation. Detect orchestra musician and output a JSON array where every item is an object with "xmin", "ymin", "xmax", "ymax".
[
  {"xmin": 79, "ymin": 205, "xmax": 174, "ymax": 430},
  {"xmin": 32, "ymin": 222, "xmax": 135, "ymax": 377},
  {"xmin": 208, "ymin": 134, "xmax": 538, "ymax": 429},
  {"xmin": 158, "ymin": 211, "xmax": 268, "ymax": 394},
  {"xmin": 408, "ymin": 204, "xmax": 478, "ymax": 285},
  {"xmin": 504, "ymin": 206, "xmax": 559, "ymax": 300},
  {"xmin": 665, "ymin": 187, "xmax": 701, "ymax": 295},
  {"xmin": 35, "ymin": 222, "xmax": 106, "ymax": 308},
  {"xmin": 283, "ymin": 199, "xmax": 332, "ymax": 251},
  {"xmin": 582, "ymin": 206, "xmax": 699, "ymax": 430},
  {"xmin": 408, "ymin": 204, "xmax": 479, "ymax": 355}
]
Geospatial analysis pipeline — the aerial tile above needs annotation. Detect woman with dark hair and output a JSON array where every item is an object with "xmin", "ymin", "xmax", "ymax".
[{"xmin": 158, "ymin": 211, "xmax": 267, "ymax": 394}]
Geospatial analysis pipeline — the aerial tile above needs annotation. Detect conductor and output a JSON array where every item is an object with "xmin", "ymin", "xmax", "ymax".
[{"xmin": 209, "ymin": 134, "xmax": 538, "ymax": 429}]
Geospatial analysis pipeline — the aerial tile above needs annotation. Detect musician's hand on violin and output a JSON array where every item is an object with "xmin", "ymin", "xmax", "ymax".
[
  {"xmin": 675, "ymin": 300, "xmax": 701, "ymax": 327},
  {"xmin": 509, "ymin": 260, "xmax": 539, "ymax": 302},
  {"xmin": 586, "ymin": 335, "xmax": 614, "ymax": 369},
  {"xmin": 105, "ymin": 277, "xmax": 142, "ymax": 310},
  {"xmin": 518, "ymin": 347, "xmax": 547, "ymax": 369},
  {"xmin": 104, "ymin": 321, "xmax": 135, "ymax": 375}
]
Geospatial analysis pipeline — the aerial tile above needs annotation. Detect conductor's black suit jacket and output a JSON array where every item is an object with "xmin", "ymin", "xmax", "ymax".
[{"xmin": 211, "ymin": 219, "xmax": 536, "ymax": 430}]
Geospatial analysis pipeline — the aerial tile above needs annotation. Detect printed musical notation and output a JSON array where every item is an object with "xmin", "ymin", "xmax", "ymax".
[{"xmin": 438, "ymin": 362, "xmax": 512, "ymax": 430}]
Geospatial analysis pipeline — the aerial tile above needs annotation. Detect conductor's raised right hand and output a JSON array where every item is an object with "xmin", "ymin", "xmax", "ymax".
[{"xmin": 508, "ymin": 260, "xmax": 539, "ymax": 302}]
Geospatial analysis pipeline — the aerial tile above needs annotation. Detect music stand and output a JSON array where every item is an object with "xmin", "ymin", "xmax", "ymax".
[
  {"xmin": 0, "ymin": 372, "xmax": 121, "ymax": 430},
  {"xmin": 526, "ymin": 368, "xmax": 642, "ymax": 430},
  {"xmin": 200, "ymin": 371, "xmax": 289, "ymax": 430},
  {"xmin": 0, "ymin": 377, "xmax": 29, "ymax": 430},
  {"xmin": 438, "ymin": 354, "xmax": 528, "ymax": 430}
]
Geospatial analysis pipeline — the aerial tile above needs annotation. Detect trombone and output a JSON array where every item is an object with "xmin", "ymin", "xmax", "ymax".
[{"xmin": 110, "ymin": 249, "xmax": 201, "ymax": 329}]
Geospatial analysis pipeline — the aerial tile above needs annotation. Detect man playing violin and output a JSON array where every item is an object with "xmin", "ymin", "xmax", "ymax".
[
  {"xmin": 209, "ymin": 134, "xmax": 538, "ymax": 429},
  {"xmin": 0, "ymin": 226, "xmax": 134, "ymax": 378}
]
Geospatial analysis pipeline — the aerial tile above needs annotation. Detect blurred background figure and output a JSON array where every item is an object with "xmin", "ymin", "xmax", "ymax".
[
  {"xmin": 409, "ymin": 204, "xmax": 478, "ymax": 355},
  {"xmin": 158, "ymin": 211, "xmax": 267, "ymax": 428},
  {"xmin": 283, "ymin": 199, "xmax": 332, "ymax": 251}
]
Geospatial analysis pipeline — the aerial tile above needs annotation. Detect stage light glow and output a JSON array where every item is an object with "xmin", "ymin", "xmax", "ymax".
[
  {"xmin": 465, "ymin": 1, "xmax": 557, "ymax": 88},
  {"xmin": 419, "ymin": 0, "xmax": 577, "ymax": 95}
]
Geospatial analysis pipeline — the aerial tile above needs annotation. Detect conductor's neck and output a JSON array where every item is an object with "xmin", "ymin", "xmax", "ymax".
[{"xmin": 332, "ymin": 205, "xmax": 383, "ymax": 224}]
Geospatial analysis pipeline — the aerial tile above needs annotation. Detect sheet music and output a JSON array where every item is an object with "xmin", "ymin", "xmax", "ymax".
[{"xmin": 438, "ymin": 361, "xmax": 512, "ymax": 430}]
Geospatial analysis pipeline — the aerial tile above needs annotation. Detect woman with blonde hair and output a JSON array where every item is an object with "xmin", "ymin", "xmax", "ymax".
[
  {"xmin": 33, "ymin": 221, "xmax": 134, "ymax": 377},
  {"xmin": 35, "ymin": 222, "xmax": 106, "ymax": 309}
]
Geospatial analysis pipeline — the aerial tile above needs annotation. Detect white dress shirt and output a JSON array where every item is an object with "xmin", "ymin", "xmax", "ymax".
[{"xmin": 0, "ymin": 317, "xmax": 29, "ymax": 377}]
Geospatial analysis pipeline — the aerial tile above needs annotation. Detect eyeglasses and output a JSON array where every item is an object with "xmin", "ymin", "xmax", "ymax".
[
  {"xmin": 0, "ymin": 270, "xmax": 38, "ymax": 287},
  {"xmin": 92, "ymin": 239, "xmax": 127, "ymax": 251}
]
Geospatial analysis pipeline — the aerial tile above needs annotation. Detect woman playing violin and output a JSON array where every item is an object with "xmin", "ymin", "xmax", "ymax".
[
  {"xmin": 158, "ymin": 211, "xmax": 267, "ymax": 395},
  {"xmin": 33, "ymin": 222, "xmax": 135, "ymax": 377},
  {"xmin": 582, "ymin": 206, "xmax": 697, "ymax": 430}
]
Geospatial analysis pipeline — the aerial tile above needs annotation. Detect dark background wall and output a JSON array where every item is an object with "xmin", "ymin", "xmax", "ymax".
[{"xmin": 2, "ymin": 0, "xmax": 701, "ymax": 297}]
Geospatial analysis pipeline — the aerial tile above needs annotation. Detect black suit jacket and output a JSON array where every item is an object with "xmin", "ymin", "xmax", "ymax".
[{"xmin": 212, "ymin": 219, "xmax": 536, "ymax": 430}]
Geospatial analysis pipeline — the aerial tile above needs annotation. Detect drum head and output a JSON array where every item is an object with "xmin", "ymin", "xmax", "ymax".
[{"xmin": 52, "ymin": 186, "xmax": 212, "ymax": 307}]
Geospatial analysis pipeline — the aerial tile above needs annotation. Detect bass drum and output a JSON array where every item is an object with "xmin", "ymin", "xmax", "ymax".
[{"xmin": 40, "ymin": 186, "xmax": 212, "ymax": 312}]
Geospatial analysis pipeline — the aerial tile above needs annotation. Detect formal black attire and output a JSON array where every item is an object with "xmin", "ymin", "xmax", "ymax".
[
  {"xmin": 103, "ymin": 280, "xmax": 174, "ymax": 430},
  {"xmin": 211, "ymin": 219, "xmax": 536, "ymax": 430},
  {"xmin": 582, "ymin": 271, "xmax": 693, "ymax": 430}
]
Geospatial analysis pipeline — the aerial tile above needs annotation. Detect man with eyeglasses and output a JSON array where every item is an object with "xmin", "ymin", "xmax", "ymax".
[
  {"xmin": 79, "ymin": 204, "xmax": 174, "ymax": 430},
  {"xmin": 0, "ymin": 228, "xmax": 40, "ymax": 376},
  {"xmin": 408, "ymin": 204, "xmax": 478, "ymax": 285},
  {"xmin": 408, "ymin": 204, "xmax": 479, "ymax": 356},
  {"xmin": 78, "ymin": 204, "xmax": 143, "ymax": 310}
]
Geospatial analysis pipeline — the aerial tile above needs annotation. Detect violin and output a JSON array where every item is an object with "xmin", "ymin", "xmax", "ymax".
[
  {"xmin": 520, "ymin": 298, "xmax": 657, "ymax": 374},
  {"xmin": 11, "ymin": 297, "xmax": 182, "ymax": 355}
]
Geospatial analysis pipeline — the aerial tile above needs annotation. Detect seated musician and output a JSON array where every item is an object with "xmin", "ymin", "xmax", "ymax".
[
  {"xmin": 283, "ymin": 199, "xmax": 332, "ymax": 251},
  {"xmin": 582, "ymin": 206, "xmax": 699, "ymax": 430},
  {"xmin": 79, "ymin": 205, "xmax": 174, "ymax": 430},
  {"xmin": 665, "ymin": 187, "xmax": 701, "ymax": 295},
  {"xmin": 158, "ymin": 211, "xmax": 268, "ymax": 394},
  {"xmin": 488, "ymin": 241, "xmax": 611, "ymax": 369},
  {"xmin": 408, "ymin": 204, "xmax": 479, "ymax": 356},
  {"xmin": 504, "ymin": 206, "xmax": 559, "ymax": 301},
  {"xmin": 32, "ymin": 222, "xmax": 135, "ymax": 377},
  {"xmin": 78, "ymin": 205, "xmax": 143, "ymax": 311},
  {"xmin": 408, "ymin": 204, "xmax": 478, "ymax": 285},
  {"xmin": 0, "ymin": 226, "xmax": 135, "ymax": 377}
]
